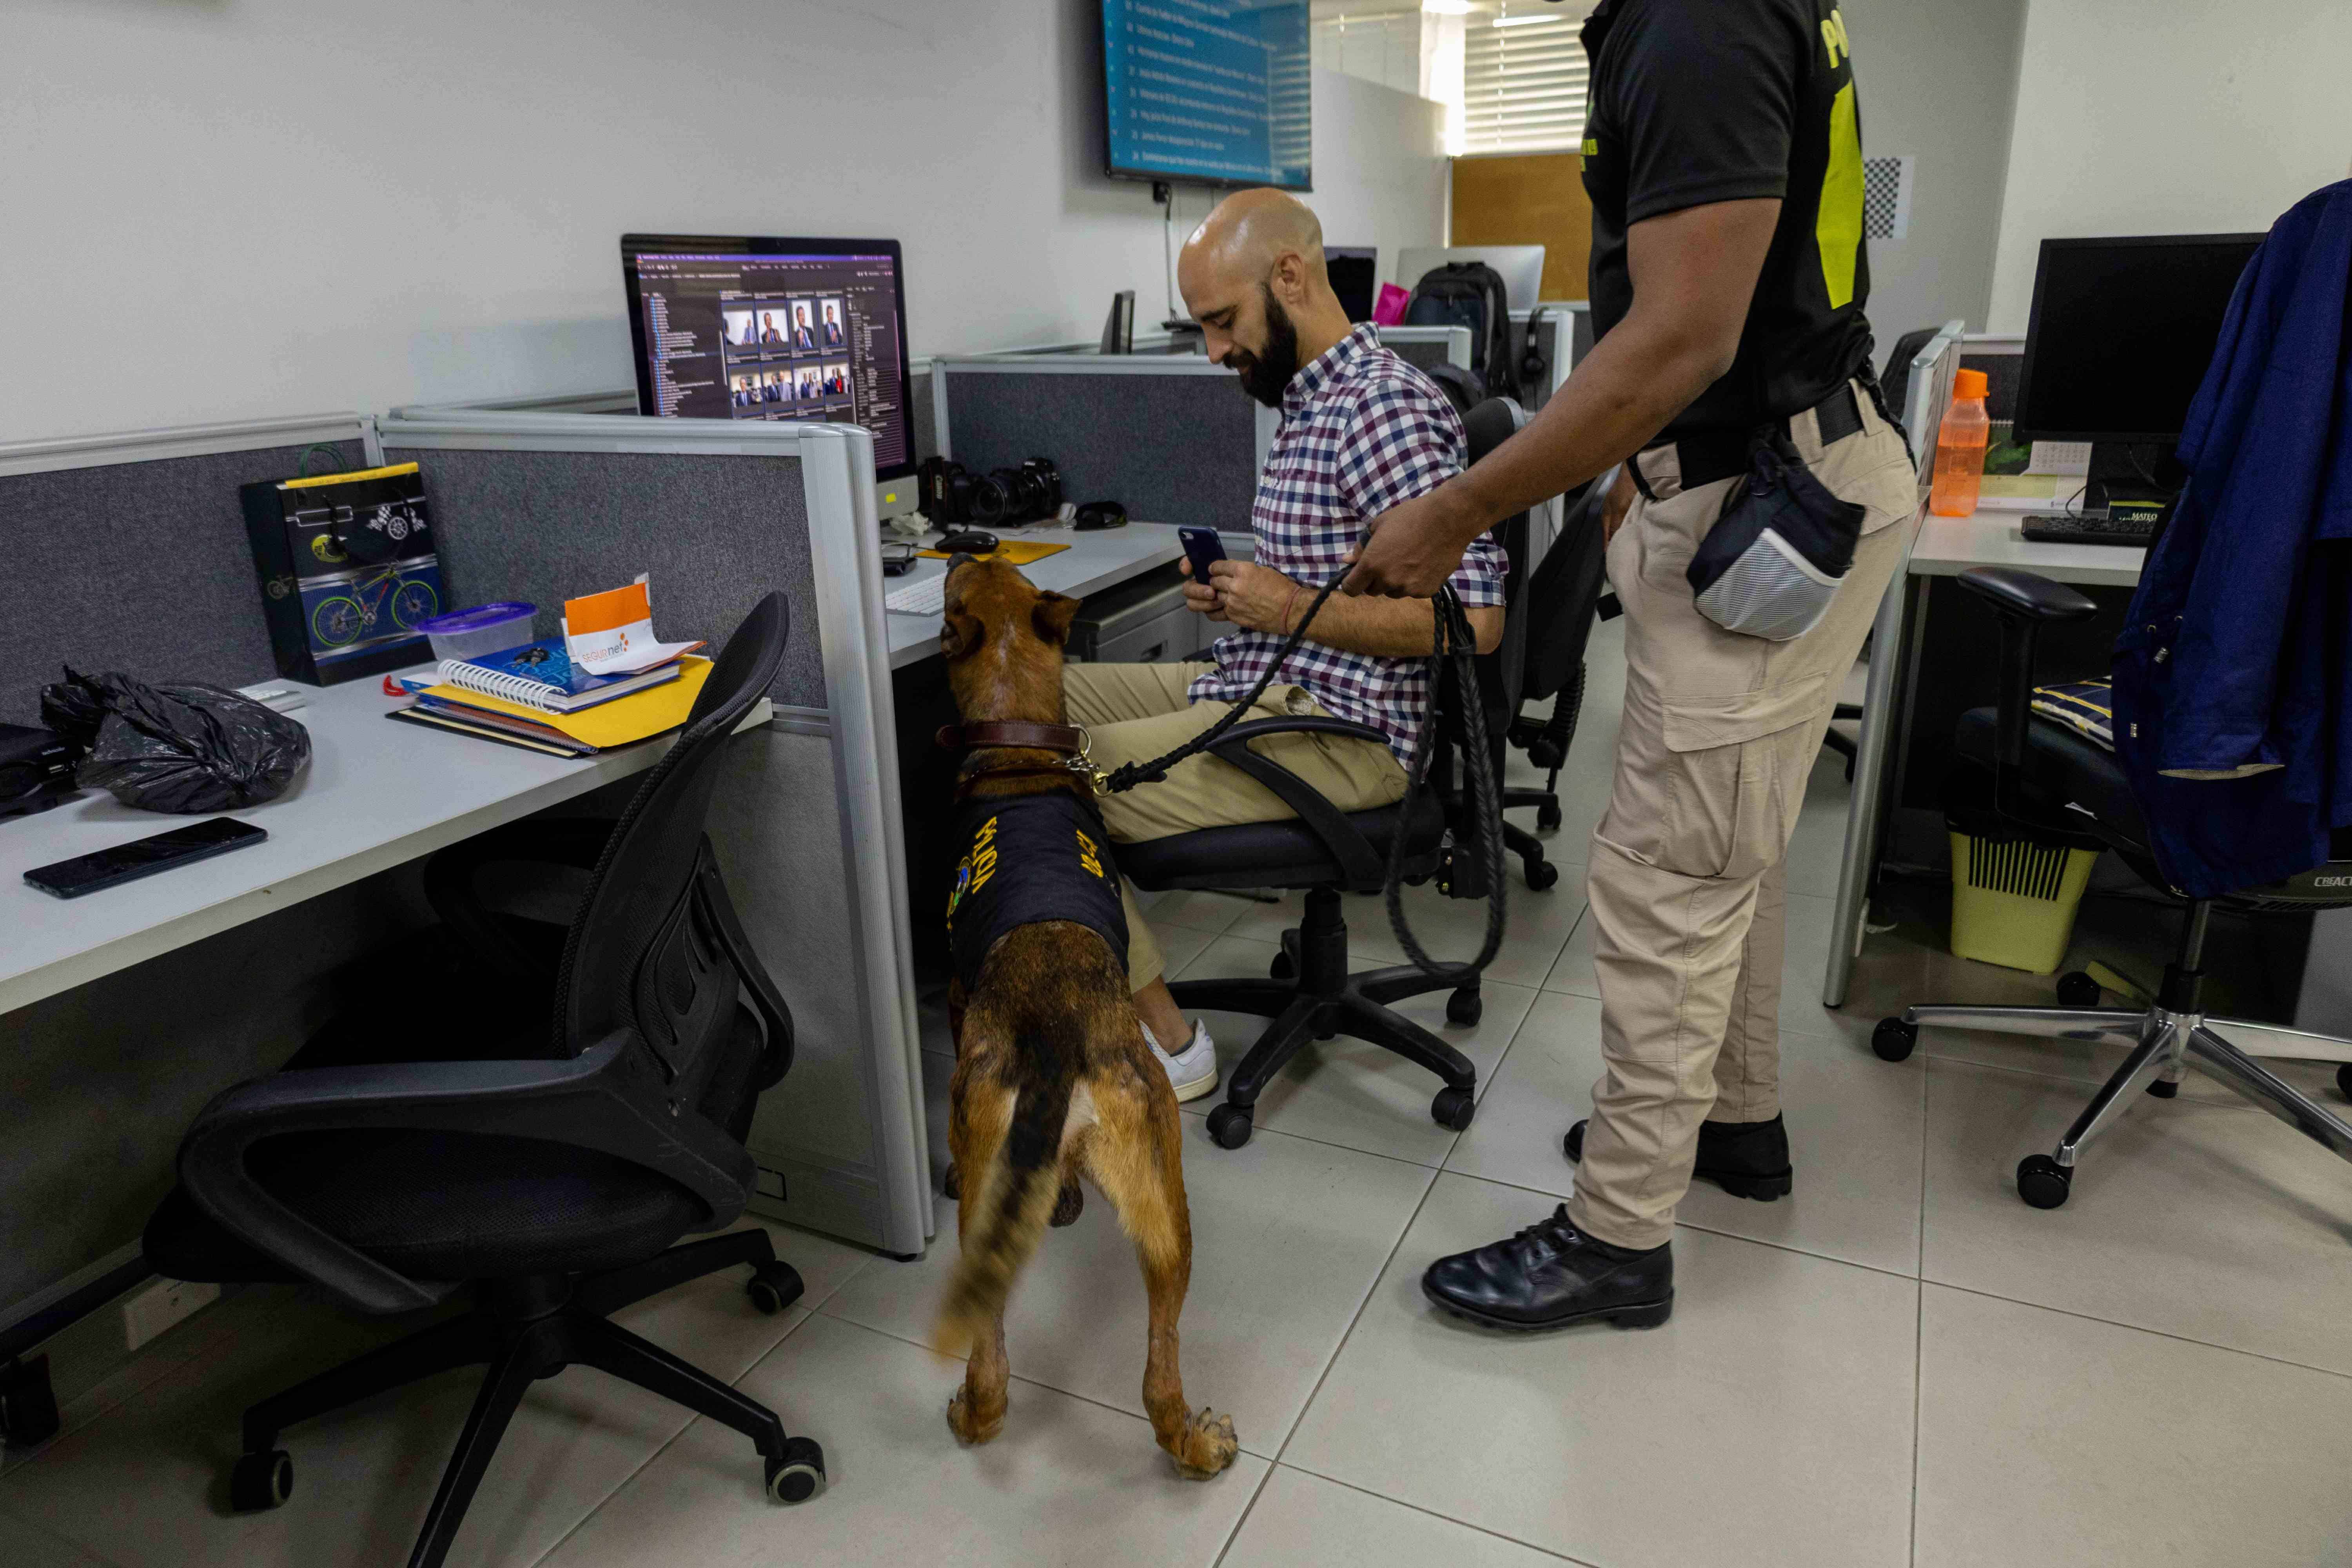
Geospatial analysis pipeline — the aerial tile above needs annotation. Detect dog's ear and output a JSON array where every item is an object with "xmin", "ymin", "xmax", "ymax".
[
  {"xmin": 939, "ymin": 609, "xmax": 984, "ymax": 661},
  {"xmin": 1032, "ymin": 592, "xmax": 1081, "ymax": 647}
]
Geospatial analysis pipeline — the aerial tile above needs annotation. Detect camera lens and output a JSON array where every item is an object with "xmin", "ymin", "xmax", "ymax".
[{"xmin": 968, "ymin": 474, "xmax": 1011, "ymax": 525}]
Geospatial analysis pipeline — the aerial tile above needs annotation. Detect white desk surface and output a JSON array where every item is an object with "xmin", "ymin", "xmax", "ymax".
[
  {"xmin": 885, "ymin": 522, "xmax": 1189, "ymax": 668},
  {"xmin": 0, "ymin": 677, "xmax": 760, "ymax": 1016},
  {"xmin": 1909, "ymin": 510, "xmax": 2145, "ymax": 587}
]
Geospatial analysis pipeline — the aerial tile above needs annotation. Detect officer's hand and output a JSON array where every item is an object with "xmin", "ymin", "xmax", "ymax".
[
  {"xmin": 1602, "ymin": 465, "xmax": 1639, "ymax": 545},
  {"xmin": 1342, "ymin": 489, "xmax": 1477, "ymax": 598},
  {"xmin": 1207, "ymin": 559, "xmax": 1296, "ymax": 632},
  {"xmin": 1178, "ymin": 555, "xmax": 1228, "ymax": 621}
]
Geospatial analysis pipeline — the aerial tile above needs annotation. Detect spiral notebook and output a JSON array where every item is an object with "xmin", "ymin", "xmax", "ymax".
[{"xmin": 435, "ymin": 639, "xmax": 681, "ymax": 713}]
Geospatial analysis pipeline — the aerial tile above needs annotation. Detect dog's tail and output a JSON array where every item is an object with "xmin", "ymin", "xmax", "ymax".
[{"xmin": 935, "ymin": 1023, "xmax": 1079, "ymax": 1353}]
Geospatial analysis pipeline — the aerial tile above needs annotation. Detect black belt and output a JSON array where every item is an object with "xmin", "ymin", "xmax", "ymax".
[{"xmin": 1638, "ymin": 382, "xmax": 1868, "ymax": 495}]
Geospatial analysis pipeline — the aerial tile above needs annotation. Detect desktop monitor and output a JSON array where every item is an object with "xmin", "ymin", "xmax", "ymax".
[
  {"xmin": 1394, "ymin": 245, "xmax": 1547, "ymax": 313},
  {"xmin": 621, "ymin": 234, "xmax": 921, "ymax": 518},
  {"xmin": 1325, "ymin": 247, "xmax": 1377, "ymax": 324},
  {"xmin": 2015, "ymin": 233, "xmax": 2262, "ymax": 445}
]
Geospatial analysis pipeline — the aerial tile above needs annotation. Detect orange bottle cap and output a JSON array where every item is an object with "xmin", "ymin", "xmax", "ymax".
[{"xmin": 1952, "ymin": 368, "xmax": 1989, "ymax": 400}]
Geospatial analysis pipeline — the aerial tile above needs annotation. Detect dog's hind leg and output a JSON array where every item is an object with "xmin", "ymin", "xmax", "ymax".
[{"xmin": 1082, "ymin": 1067, "xmax": 1239, "ymax": 1479}]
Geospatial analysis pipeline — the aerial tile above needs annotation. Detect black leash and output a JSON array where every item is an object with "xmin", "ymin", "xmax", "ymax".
[{"xmin": 1098, "ymin": 564, "xmax": 1507, "ymax": 985}]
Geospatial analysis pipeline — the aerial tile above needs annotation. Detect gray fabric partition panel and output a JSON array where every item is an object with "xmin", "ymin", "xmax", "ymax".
[
  {"xmin": 386, "ymin": 447, "xmax": 826, "ymax": 709},
  {"xmin": 946, "ymin": 374, "xmax": 1257, "ymax": 533},
  {"xmin": 0, "ymin": 439, "xmax": 366, "ymax": 726},
  {"xmin": 910, "ymin": 370, "xmax": 939, "ymax": 466},
  {"xmin": 1386, "ymin": 338, "xmax": 1454, "ymax": 373}
]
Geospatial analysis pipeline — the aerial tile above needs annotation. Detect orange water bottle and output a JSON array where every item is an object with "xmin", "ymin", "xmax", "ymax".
[{"xmin": 1929, "ymin": 369, "xmax": 1991, "ymax": 516}]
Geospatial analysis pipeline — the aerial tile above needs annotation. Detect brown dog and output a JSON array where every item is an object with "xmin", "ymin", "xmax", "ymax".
[{"xmin": 929, "ymin": 555, "xmax": 1239, "ymax": 1481}]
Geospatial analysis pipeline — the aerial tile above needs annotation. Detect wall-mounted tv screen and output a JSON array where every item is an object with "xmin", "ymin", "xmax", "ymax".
[{"xmin": 1101, "ymin": 0, "xmax": 1312, "ymax": 191}]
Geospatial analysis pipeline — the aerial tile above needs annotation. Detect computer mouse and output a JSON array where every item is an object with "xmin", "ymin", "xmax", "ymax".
[{"xmin": 937, "ymin": 529, "xmax": 999, "ymax": 555}]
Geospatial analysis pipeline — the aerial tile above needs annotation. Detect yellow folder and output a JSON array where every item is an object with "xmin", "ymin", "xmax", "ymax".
[
  {"xmin": 916, "ymin": 540, "xmax": 1070, "ymax": 565},
  {"xmin": 422, "ymin": 656, "xmax": 712, "ymax": 750}
]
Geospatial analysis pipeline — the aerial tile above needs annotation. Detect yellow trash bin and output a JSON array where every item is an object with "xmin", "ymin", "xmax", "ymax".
[{"xmin": 1947, "ymin": 831, "xmax": 2100, "ymax": 975}]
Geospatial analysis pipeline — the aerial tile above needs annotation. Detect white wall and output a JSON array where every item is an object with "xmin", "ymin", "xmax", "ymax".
[
  {"xmin": 1842, "ymin": 0, "xmax": 2026, "ymax": 343},
  {"xmin": 0, "ymin": 2, "xmax": 1446, "ymax": 444},
  {"xmin": 1987, "ymin": 0, "xmax": 2352, "ymax": 331}
]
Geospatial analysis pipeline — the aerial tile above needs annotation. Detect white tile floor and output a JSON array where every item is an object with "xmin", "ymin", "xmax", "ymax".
[{"xmin": 6, "ymin": 619, "xmax": 2350, "ymax": 1567}]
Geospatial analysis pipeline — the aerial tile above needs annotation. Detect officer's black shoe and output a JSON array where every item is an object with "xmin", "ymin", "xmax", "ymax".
[
  {"xmin": 1564, "ymin": 1112, "xmax": 1794, "ymax": 1202},
  {"xmin": 1420, "ymin": 1205, "xmax": 1672, "ymax": 1331}
]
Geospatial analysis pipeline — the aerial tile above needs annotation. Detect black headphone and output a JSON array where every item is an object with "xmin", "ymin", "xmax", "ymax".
[
  {"xmin": 1519, "ymin": 305, "xmax": 1551, "ymax": 398},
  {"xmin": 1073, "ymin": 499, "xmax": 1128, "ymax": 531}
]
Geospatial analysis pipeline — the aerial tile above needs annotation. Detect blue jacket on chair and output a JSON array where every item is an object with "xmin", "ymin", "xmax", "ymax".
[{"xmin": 2112, "ymin": 180, "xmax": 2352, "ymax": 897}]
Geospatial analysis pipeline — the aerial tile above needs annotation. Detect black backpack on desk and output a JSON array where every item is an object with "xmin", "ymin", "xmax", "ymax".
[{"xmin": 1405, "ymin": 261, "xmax": 1517, "ymax": 400}]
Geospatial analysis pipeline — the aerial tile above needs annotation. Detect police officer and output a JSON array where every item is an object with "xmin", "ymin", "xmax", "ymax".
[{"xmin": 1346, "ymin": 0, "xmax": 1913, "ymax": 1329}]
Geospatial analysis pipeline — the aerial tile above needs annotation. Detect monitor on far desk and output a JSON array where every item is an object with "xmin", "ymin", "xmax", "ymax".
[
  {"xmin": 1325, "ymin": 246, "xmax": 1377, "ymax": 323},
  {"xmin": 621, "ymin": 233, "xmax": 924, "ymax": 520},
  {"xmin": 2014, "ymin": 232, "xmax": 2262, "ymax": 516}
]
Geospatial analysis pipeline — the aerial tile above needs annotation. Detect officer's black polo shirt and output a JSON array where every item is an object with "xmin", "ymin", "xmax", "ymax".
[{"xmin": 1580, "ymin": 0, "xmax": 1876, "ymax": 438}]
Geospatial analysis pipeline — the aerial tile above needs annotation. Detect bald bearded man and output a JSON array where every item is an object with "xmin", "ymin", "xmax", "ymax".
[{"xmin": 1061, "ymin": 188, "xmax": 1510, "ymax": 1102}]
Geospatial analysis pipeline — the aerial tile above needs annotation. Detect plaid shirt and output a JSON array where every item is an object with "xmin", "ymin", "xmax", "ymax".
[{"xmin": 1191, "ymin": 323, "xmax": 1506, "ymax": 761}]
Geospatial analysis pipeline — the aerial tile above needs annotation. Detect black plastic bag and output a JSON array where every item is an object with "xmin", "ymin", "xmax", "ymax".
[{"xmin": 39, "ymin": 668, "xmax": 312, "ymax": 813}]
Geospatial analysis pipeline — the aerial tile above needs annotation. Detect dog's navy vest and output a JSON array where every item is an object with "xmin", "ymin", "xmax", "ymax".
[{"xmin": 947, "ymin": 792, "xmax": 1129, "ymax": 992}]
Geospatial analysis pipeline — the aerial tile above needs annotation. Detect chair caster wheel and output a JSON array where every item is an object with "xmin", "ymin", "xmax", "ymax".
[
  {"xmin": 1431, "ymin": 1086, "xmax": 1475, "ymax": 1131},
  {"xmin": 2016, "ymin": 1154, "xmax": 2072, "ymax": 1210},
  {"xmin": 940, "ymin": 1161, "xmax": 962, "ymax": 1201},
  {"xmin": 1446, "ymin": 988, "xmax": 1482, "ymax": 1026},
  {"xmin": 1206, "ymin": 1104, "xmax": 1254, "ymax": 1149},
  {"xmin": 229, "ymin": 1449, "xmax": 293, "ymax": 1513},
  {"xmin": 766, "ymin": 1436, "xmax": 826, "ymax": 1503},
  {"xmin": 2146, "ymin": 1078, "xmax": 2180, "ymax": 1098},
  {"xmin": 1524, "ymin": 858, "xmax": 1560, "ymax": 891},
  {"xmin": 1270, "ymin": 950, "xmax": 1295, "ymax": 980},
  {"xmin": 747, "ymin": 1261, "xmax": 804, "ymax": 1316},
  {"xmin": 1871, "ymin": 1017, "xmax": 1918, "ymax": 1062},
  {"xmin": 2055, "ymin": 970, "xmax": 2102, "ymax": 1008},
  {"xmin": 2337, "ymin": 1062, "xmax": 2352, "ymax": 1104},
  {"xmin": 1537, "ymin": 801, "xmax": 1563, "ymax": 832}
]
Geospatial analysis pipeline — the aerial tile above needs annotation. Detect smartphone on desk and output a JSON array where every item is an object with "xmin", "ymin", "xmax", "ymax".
[
  {"xmin": 24, "ymin": 817, "xmax": 267, "ymax": 899},
  {"xmin": 1176, "ymin": 526, "xmax": 1227, "ymax": 586}
]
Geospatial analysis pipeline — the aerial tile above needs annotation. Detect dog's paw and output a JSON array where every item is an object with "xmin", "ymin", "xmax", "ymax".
[
  {"xmin": 941, "ymin": 1161, "xmax": 962, "ymax": 1202},
  {"xmin": 1167, "ymin": 1406, "xmax": 1239, "ymax": 1479},
  {"xmin": 947, "ymin": 1386, "xmax": 1004, "ymax": 1447},
  {"xmin": 1050, "ymin": 1177, "xmax": 1084, "ymax": 1227}
]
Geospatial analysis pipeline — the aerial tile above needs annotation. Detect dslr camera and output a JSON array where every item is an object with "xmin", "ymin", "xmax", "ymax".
[{"xmin": 919, "ymin": 456, "xmax": 1062, "ymax": 528}]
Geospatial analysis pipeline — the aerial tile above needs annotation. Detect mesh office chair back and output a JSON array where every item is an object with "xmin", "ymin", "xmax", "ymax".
[{"xmin": 555, "ymin": 590, "xmax": 791, "ymax": 1096}]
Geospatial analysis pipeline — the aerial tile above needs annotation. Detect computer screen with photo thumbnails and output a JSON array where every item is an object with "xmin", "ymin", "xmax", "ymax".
[{"xmin": 621, "ymin": 234, "xmax": 919, "ymax": 514}]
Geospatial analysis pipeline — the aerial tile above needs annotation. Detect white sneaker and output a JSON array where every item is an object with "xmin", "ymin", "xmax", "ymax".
[{"xmin": 1141, "ymin": 1019, "xmax": 1220, "ymax": 1103}]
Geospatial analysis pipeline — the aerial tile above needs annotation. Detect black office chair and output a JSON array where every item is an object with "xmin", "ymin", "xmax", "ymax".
[
  {"xmin": 1502, "ymin": 478, "xmax": 1608, "ymax": 869},
  {"xmin": 1120, "ymin": 399, "xmax": 1534, "ymax": 1148},
  {"xmin": 1871, "ymin": 567, "xmax": 2352, "ymax": 1210},
  {"xmin": 141, "ymin": 593, "xmax": 825, "ymax": 1568}
]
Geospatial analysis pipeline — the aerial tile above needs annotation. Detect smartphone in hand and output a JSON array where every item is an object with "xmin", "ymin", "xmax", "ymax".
[{"xmin": 1176, "ymin": 526, "xmax": 1227, "ymax": 583}]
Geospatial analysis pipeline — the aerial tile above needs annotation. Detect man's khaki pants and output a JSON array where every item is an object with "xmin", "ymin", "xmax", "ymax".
[
  {"xmin": 1063, "ymin": 661, "xmax": 1408, "ymax": 991},
  {"xmin": 1570, "ymin": 390, "xmax": 1915, "ymax": 1251}
]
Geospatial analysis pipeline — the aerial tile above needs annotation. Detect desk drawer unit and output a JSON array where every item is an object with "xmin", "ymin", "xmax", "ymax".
[{"xmin": 1067, "ymin": 564, "xmax": 1198, "ymax": 664}]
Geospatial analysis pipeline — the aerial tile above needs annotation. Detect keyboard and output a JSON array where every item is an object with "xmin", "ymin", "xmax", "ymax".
[
  {"xmin": 2020, "ymin": 513, "xmax": 2154, "ymax": 548},
  {"xmin": 884, "ymin": 572, "xmax": 947, "ymax": 615}
]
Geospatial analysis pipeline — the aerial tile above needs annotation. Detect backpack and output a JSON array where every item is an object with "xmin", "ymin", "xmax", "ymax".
[
  {"xmin": 1422, "ymin": 359, "xmax": 1488, "ymax": 421},
  {"xmin": 1404, "ymin": 261, "xmax": 1517, "ymax": 401}
]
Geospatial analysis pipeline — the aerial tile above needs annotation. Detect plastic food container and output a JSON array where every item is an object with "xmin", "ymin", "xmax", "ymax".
[{"xmin": 413, "ymin": 603, "xmax": 537, "ymax": 663}]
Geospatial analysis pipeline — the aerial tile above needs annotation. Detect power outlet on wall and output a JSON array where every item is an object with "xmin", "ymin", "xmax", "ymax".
[{"xmin": 121, "ymin": 1277, "xmax": 220, "ymax": 1353}]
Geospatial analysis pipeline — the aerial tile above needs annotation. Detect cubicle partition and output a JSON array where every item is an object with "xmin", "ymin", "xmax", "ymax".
[
  {"xmin": 933, "ymin": 355, "xmax": 1266, "ymax": 537},
  {"xmin": 0, "ymin": 414, "xmax": 378, "ymax": 726},
  {"xmin": 377, "ymin": 410, "xmax": 930, "ymax": 1256}
]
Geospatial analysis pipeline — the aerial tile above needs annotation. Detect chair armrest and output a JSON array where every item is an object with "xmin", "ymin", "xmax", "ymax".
[
  {"xmin": 176, "ymin": 1030, "xmax": 755, "ymax": 1315},
  {"xmin": 1200, "ymin": 716, "xmax": 1397, "ymax": 888},
  {"xmin": 1956, "ymin": 566, "xmax": 2097, "ymax": 622},
  {"xmin": 423, "ymin": 818, "xmax": 617, "ymax": 979},
  {"xmin": 1953, "ymin": 568, "xmax": 2097, "ymax": 819}
]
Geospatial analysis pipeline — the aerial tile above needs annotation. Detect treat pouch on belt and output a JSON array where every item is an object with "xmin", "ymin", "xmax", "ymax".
[
  {"xmin": 1684, "ymin": 431, "xmax": 1868, "ymax": 642},
  {"xmin": 946, "ymin": 793, "xmax": 1131, "ymax": 991}
]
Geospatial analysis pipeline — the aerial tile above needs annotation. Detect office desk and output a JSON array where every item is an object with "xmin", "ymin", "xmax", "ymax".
[
  {"xmin": 884, "ymin": 522, "xmax": 1189, "ymax": 669},
  {"xmin": 0, "ymin": 677, "xmax": 768, "ymax": 1017},
  {"xmin": 1822, "ymin": 509, "xmax": 2143, "ymax": 1005}
]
